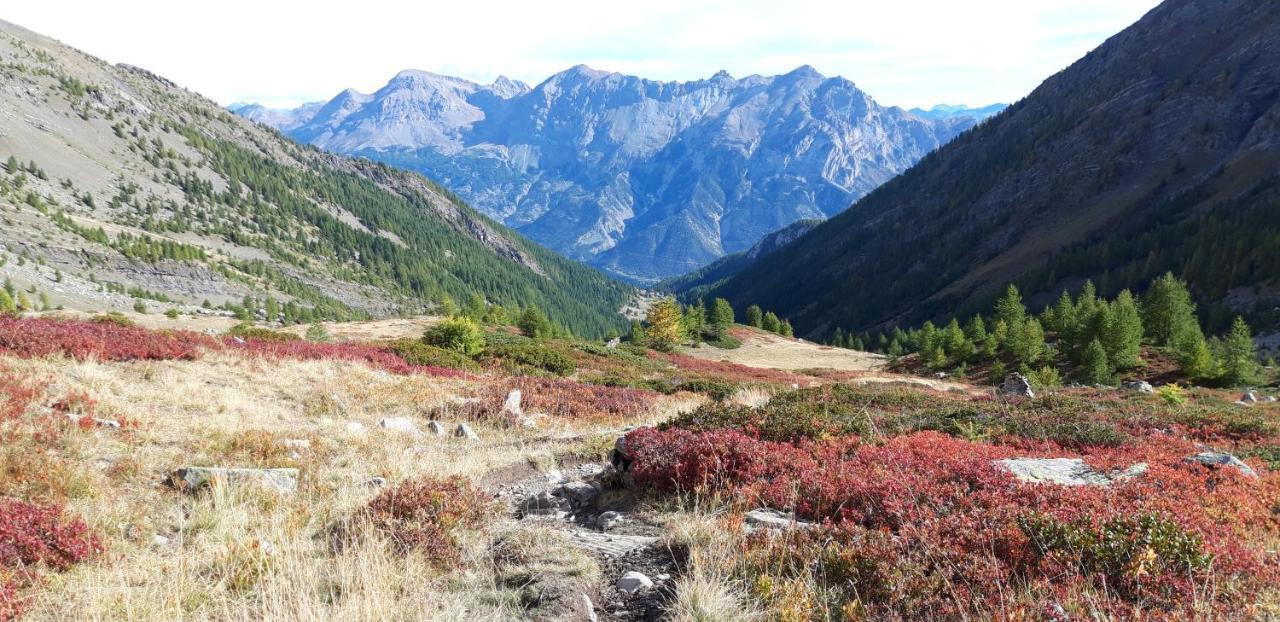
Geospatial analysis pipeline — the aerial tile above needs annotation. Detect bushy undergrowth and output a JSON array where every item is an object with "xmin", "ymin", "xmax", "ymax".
[
  {"xmin": 353, "ymin": 477, "xmax": 492, "ymax": 568},
  {"xmin": 226, "ymin": 322, "xmax": 299, "ymax": 343},
  {"xmin": 388, "ymin": 339, "xmax": 481, "ymax": 373},
  {"xmin": 0, "ymin": 316, "xmax": 212, "ymax": 361},
  {"xmin": 224, "ymin": 337, "xmax": 466, "ymax": 377},
  {"xmin": 482, "ymin": 342, "xmax": 576, "ymax": 376},
  {"xmin": 626, "ymin": 428, "xmax": 1278, "ymax": 619},
  {"xmin": 0, "ymin": 499, "xmax": 102, "ymax": 620}
]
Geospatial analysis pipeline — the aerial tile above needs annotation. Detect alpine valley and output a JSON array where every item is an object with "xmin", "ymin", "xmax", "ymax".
[{"xmin": 236, "ymin": 68, "xmax": 999, "ymax": 283}]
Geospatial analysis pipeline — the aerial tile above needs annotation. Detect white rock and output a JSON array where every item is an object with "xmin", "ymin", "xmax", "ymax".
[
  {"xmin": 596, "ymin": 511, "xmax": 622, "ymax": 531},
  {"xmin": 379, "ymin": 417, "xmax": 422, "ymax": 436},
  {"xmin": 502, "ymin": 390, "xmax": 523, "ymax": 418},
  {"xmin": 744, "ymin": 508, "xmax": 814, "ymax": 531},
  {"xmin": 151, "ymin": 534, "xmax": 171, "ymax": 547},
  {"xmin": 426, "ymin": 420, "xmax": 446, "ymax": 436},
  {"xmin": 1121, "ymin": 380, "xmax": 1154, "ymax": 394},
  {"xmin": 344, "ymin": 421, "xmax": 367, "ymax": 434},
  {"xmin": 455, "ymin": 423, "xmax": 479, "ymax": 440},
  {"xmin": 617, "ymin": 571, "xmax": 653, "ymax": 594},
  {"xmin": 997, "ymin": 373, "xmax": 1035, "ymax": 399},
  {"xmin": 994, "ymin": 458, "xmax": 1147, "ymax": 487},
  {"xmin": 581, "ymin": 593, "xmax": 599, "ymax": 622},
  {"xmin": 1241, "ymin": 391, "xmax": 1257, "ymax": 403},
  {"xmin": 169, "ymin": 467, "xmax": 299, "ymax": 493}
]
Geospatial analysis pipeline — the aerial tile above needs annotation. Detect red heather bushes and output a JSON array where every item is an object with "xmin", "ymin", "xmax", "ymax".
[
  {"xmin": 223, "ymin": 337, "xmax": 465, "ymax": 378},
  {"xmin": 0, "ymin": 500, "xmax": 102, "ymax": 621},
  {"xmin": 624, "ymin": 428, "xmax": 1280, "ymax": 619},
  {"xmin": 352, "ymin": 477, "xmax": 492, "ymax": 567},
  {"xmin": 453, "ymin": 376, "xmax": 660, "ymax": 426},
  {"xmin": 658, "ymin": 352, "xmax": 810, "ymax": 386},
  {"xmin": 0, "ymin": 316, "xmax": 212, "ymax": 362}
]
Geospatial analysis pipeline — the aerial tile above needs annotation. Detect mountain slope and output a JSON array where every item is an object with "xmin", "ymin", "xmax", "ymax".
[
  {"xmin": 658, "ymin": 219, "xmax": 821, "ymax": 298},
  {"xmin": 703, "ymin": 0, "xmax": 1280, "ymax": 338},
  {"xmin": 0, "ymin": 20, "xmax": 631, "ymax": 335},
  {"xmin": 241, "ymin": 67, "xmax": 996, "ymax": 283}
]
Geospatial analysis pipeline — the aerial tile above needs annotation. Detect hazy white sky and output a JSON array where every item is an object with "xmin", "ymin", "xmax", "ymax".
[{"xmin": 5, "ymin": 0, "xmax": 1161, "ymax": 109}]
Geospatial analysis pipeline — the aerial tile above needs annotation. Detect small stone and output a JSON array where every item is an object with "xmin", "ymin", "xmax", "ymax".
[
  {"xmin": 1186, "ymin": 451, "xmax": 1258, "ymax": 478},
  {"xmin": 1265, "ymin": 396, "xmax": 1278, "ymax": 403},
  {"xmin": 655, "ymin": 573, "xmax": 671, "ymax": 582},
  {"xmin": 169, "ymin": 467, "xmax": 299, "ymax": 493},
  {"xmin": 255, "ymin": 538, "xmax": 278, "ymax": 557},
  {"xmin": 1121, "ymin": 380, "xmax": 1154, "ymax": 394},
  {"xmin": 1241, "ymin": 391, "xmax": 1257, "ymax": 403},
  {"xmin": 366, "ymin": 477, "xmax": 387, "ymax": 487},
  {"xmin": 997, "ymin": 373, "xmax": 1035, "ymax": 399},
  {"xmin": 521, "ymin": 491, "xmax": 571, "ymax": 517},
  {"xmin": 426, "ymin": 420, "xmax": 446, "ymax": 436},
  {"xmin": 581, "ymin": 593, "xmax": 599, "ymax": 622},
  {"xmin": 455, "ymin": 423, "xmax": 478, "ymax": 440},
  {"xmin": 92, "ymin": 417, "xmax": 122, "ymax": 428},
  {"xmin": 745, "ymin": 508, "xmax": 814, "ymax": 531},
  {"xmin": 596, "ymin": 511, "xmax": 622, "ymax": 531},
  {"xmin": 280, "ymin": 439, "xmax": 311, "ymax": 450},
  {"xmin": 502, "ymin": 390, "xmax": 523, "ymax": 418},
  {"xmin": 151, "ymin": 534, "xmax": 171, "ymax": 547},
  {"xmin": 605, "ymin": 337, "xmax": 621, "ymax": 349},
  {"xmin": 617, "ymin": 571, "xmax": 653, "ymax": 594},
  {"xmin": 379, "ymin": 417, "xmax": 422, "ymax": 436},
  {"xmin": 344, "ymin": 421, "xmax": 367, "ymax": 434}
]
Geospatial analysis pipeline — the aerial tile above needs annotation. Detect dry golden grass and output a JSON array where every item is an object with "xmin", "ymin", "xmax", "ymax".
[
  {"xmin": 1, "ymin": 351, "xmax": 689, "ymax": 621},
  {"xmin": 679, "ymin": 326, "xmax": 885, "ymax": 372}
]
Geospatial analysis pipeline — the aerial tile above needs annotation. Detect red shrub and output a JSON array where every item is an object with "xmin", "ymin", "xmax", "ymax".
[
  {"xmin": 355, "ymin": 477, "xmax": 492, "ymax": 567},
  {"xmin": 657, "ymin": 352, "xmax": 811, "ymax": 386},
  {"xmin": 624, "ymin": 427, "xmax": 1280, "ymax": 619},
  {"xmin": 0, "ymin": 500, "xmax": 101, "ymax": 620},
  {"xmin": 224, "ymin": 337, "xmax": 465, "ymax": 378},
  {"xmin": 0, "ymin": 317, "xmax": 213, "ymax": 362}
]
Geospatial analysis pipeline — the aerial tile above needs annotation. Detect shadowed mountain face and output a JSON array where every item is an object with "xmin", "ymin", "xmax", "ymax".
[
  {"xmin": 238, "ymin": 67, "xmax": 993, "ymax": 283},
  {"xmin": 700, "ymin": 0, "xmax": 1280, "ymax": 338}
]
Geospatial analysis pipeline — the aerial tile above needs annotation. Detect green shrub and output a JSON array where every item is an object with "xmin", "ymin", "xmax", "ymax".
[
  {"xmin": 164, "ymin": 308, "xmax": 180, "ymax": 320},
  {"xmin": 1155, "ymin": 383, "xmax": 1186, "ymax": 405},
  {"xmin": 675, "ymin": 379, "xmax": 737, "ymax": 402},
  {"xmin": 702, "ymin": 331, "xmax": 742, "ymax": 350},
  {"xmin": 667, "ymin": 384, "xmax": 882, "ymax": 442},
  {"xmin": 305, "ymin": 323, "xmax": 331, "ymax": 343},
  {"xmin": 91, "ymin": 311, "xmax": 135, "ymax": 327},
  {"xmin": 423, "ymin": 317, "xmax": 484, "ymax": 356},
  {"xmin": 228, "ymin": 321, "xmax": 298, "ymax": 342},
  {"xmin": 485, "ymin": 342, "xmax": 576, "ymax": 376},
  {"xmin": 389, "ymin": 339, "xmax": 480, "ymax": 372},
  {"xmin": 1018, "ymin": 513, "xmax": 1210, "ymax": 594}
]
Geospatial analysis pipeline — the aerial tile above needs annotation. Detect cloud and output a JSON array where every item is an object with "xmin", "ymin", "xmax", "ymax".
[{"xmin": 5, "ymin": 0, "xmax": 1161, "ymax": 108}]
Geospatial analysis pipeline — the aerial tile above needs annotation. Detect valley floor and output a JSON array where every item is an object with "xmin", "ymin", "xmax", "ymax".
[{"xmin": 1, "ymin": 313, "xmax": 1277, "ymax": 622}]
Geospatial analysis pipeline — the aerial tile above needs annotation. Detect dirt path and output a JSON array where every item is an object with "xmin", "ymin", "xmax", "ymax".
[{"xmin": 680, "ymin": 326, "xmax": 885, "ymax": 372}]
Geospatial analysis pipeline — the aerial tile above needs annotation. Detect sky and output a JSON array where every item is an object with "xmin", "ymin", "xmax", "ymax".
[{"xmin": 4, "ymin": 0, "xmax": 1163, "ymax": 110}]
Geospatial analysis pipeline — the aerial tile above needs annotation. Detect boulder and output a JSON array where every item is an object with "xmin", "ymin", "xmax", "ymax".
[
  {"xmin": 1186, "ymin": 451, "xmax": 1258, "ymax": 478},
  {"xmin": 556, "ymin": 481, "xmax": 601, "ymax": 507},
  {"xmin": 610, "ymin": 434, "xmax": 631, "ymax": 471},
  {"xmin": 1265, "ymin": 395, "xmax": 1278, "ymax": 403},
  {"xmin": 502, "ymin": 390, "xmax": 523, "ymax": 418},
  {"xmin": 520, "ymin": 491, "xmax": 571, "ymax": 517},
  {"xmin": 997, "ymin": 373, "xmax": 1035, "ymax": 399},
  {"xmin": 581, "ymin": 593, "xmax": 599, "ymax": 622},
  {"xmin": 1240, "ymin": 391, "xmax": 1257, "ymax": 403},
  {"xmin": 617, "ymin": 571, "xmax": 653, "ymax": 594},
  {"xmin": 605, "ymin": 337, "xmax": 621, "ymax": 349},
  {"xmin": 455, "ymin": 423, "xmax": 479, "ymax": 440},
  {"xmin": 1121, "ymin": 380, "xmax": 1154, "ymax": 394},
  {"xmin": 994, "ymin": 458, "xmax": 1147, "ymax": 487},
  {"xmin": 596, "ymin": 511, "xmax": 622, "ymax": 531},
  {"xmin": 378, "ymin": 417, "xmax": 421, "ymax": 436},
  {"xmin": 744, "ymin": 508, "xmax": 814, "ymax": 531},
  {"xmin": 426, "ymin": 420, "xmax": 446, "ymax": 436},
  {"xmin": 169, "ymin": 467, "xmax": 299, "ymax": 493}
]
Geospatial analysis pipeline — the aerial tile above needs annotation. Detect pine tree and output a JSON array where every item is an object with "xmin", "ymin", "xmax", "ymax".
[
  {"xmin": 645, "ymin": 297, "xmax": 685, "ymax": 350},
  {"xmin": 1219, "ymin": 316, "xmax": 1259, "ymax": 386},
  {"xmin": 994, "ymin": 284, "xmax": 1027, "ymax": 328},
  {"xmin": 1079, "ymin": 339, "xmax": 1112, "ymax": 385},
  {"xmin": 944, "ymin": 319, "xmax": 971, "ymax": 362},
  {"xmin": 779, "ymin": 320, "xmax": 794, "ymax": 338},
  {"xmin": 16, "ymin": 292, "xmax": 31, "ymax": 312},
  {"xmin": 1010, "ymin": 319, "xmax": 1045, "ymax": 366},
  {"xmin": 628, "ymin": 320, "xmax": 646, "ymax": 345},
  {"xmin": 1051, "ymin": 290, "xmax": 1076, "ymax": 336},
  {"xmin": 1102, "ymin": 290, "xmax": 1143, "ymax": 369},
  {"xmin": 762, "ymin": 311, "xmax": 781, "ymax": 334},
  {"xmin": 518, "ymin": 306, "xmax": 552, "ymax": 339},
  {"xmin": 745, "ymin": 305, "xmax": 763, "ymax": 328},
  {"xmin": 4, "ymin": 155, "xmax": 17, "ymax": 174},
  {"xmin": 831, "ymin": 327, "xmax": 846, "ymax": 348},
  {"xmin": 1142, "ymin": 272, "xmax": 1198, "ymax": 346},
  {"xmin": 684, "ymin": 300, "xmax": 707, "ymax": 336},
  {"xmin": 0, "ymin": 289, "xmax": 14, "ymax": 314},
  {"xmin": 710, "ymin": 298, "xmax": 735, "ymax": 334},
  {"xmin": 464, "ymin": 292, "xmax": 486, "ymax": 321}
]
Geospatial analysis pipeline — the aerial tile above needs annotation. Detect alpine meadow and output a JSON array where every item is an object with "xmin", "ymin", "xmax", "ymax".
[{"xmin": 1, "ymin": 1, "xmax": 1278, "ymax": 621}]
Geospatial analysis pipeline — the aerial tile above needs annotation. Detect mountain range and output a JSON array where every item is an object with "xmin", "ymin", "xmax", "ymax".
[
  {"xmin": 693, "ymin": 0, "xmax": 1280, "ymax": 339},
  {"xmin": 0, "ymin": 20, "xmax": 631, "ymax": 335},
  {"xmin": 236, "ymin": 67, "xmax": 1000, "ymax": 283}
]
